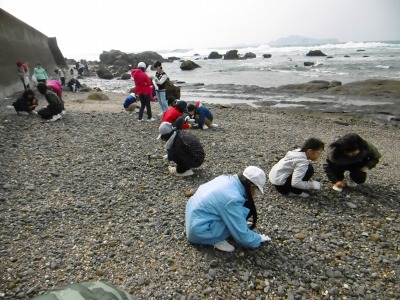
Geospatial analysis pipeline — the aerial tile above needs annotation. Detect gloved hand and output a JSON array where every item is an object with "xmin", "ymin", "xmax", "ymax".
[
  {"xmin": 310, "ymin": 181, "xmax": 321, "ymax": 190},
  {"xmin": 191, "ymin": 123, "xmax": 199, "ymax": 129},
  {"xmin": 259, "ymin": 234, "xmax": 271, "ymax": 243}
]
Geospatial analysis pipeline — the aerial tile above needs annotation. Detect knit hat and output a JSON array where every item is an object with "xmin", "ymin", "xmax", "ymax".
[
  {"xmin": 157, "ymin": 122, "xmax": 173, "ymax": 139},
  {"xmin": 243, "ymin": 166, "xmax": 266, "ymax": 194}
]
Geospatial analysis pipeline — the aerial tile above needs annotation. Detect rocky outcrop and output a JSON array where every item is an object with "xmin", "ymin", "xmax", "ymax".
[
  {"xmin": 208, "ymin": 51, "xmax": 223, "ymax": 59},
  {"xmin": 306, "ymin": 50, "xmax": 327, "ymax": 57},
  {"xmin": 244, "ymin": 52, "xmax": 256, "ymax": 59},
  {"xmin": 326, "ymin": 79, "xmax": 400, "ymax": 98},
  {"xmin": 304, "ymin": 61, "xmax": 315, "ymax": 67},
  {"xmin": 99, "ymin": 50, "xmax": 164, "ymax": 70},
  {"xmin": 276, "ymin": 80, "xmax": 338, "ymax": 93},
  {"xmin": 180, "ymin": 60, "xmax": 200, "ymax": 71},
  {"xmin": 96, "ymin": 67, "xmax": 113, "ymax": 79},
  {"xmin": 224, "ymin": 50, "xmax": 239, "ymax": 60},
  {"xmin": 166, "ymin": 78, "xmax": 181, "ymax": 99},
  {"xmin": 120, "ymin": 73, "xmax": 131, "ymax": 80},
  {"xmin": 263, "ymin": 54, "xmax": 272, "ymax": 58},
  {"xmin": 87, "ymin": 92, "xmax": 110, "ymax": 100}
]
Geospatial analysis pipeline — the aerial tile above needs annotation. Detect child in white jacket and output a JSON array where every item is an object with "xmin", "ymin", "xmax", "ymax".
[{"xmin": 268, "ymin": 138, "xmax": 324, "ymax": 198}]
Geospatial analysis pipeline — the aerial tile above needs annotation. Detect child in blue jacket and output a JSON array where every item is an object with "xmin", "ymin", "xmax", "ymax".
[{"xmin": 185, "ymin": 166, "xmax": 271, "ymax": 252}]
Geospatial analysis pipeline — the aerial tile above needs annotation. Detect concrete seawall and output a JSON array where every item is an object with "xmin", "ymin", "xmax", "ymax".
[{"xmin": 0, "ymin": 9, "xmax": 66, "ymax": 100}]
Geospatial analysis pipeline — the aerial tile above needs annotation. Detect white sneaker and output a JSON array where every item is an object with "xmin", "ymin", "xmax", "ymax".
[
  {"xmin": 138, "ymin": 119, "xmax": 144, "ymax": 122},
  {"xmin": 176, "ymin": 169, "xmax": 194, "ymax": 177},
  {"xmin": 158, "ymin": 112, "xmax": 164, "ymax": 116},
  {"xmin": 48, "ymin": 114, "xmax": 62, "ymax": 122},
  {"xmin": 213, "ymin": 240, "xmax": 235, "ymax": 252},
  {"xmin": 168, "ymin": 166, "xmax": 177, "ymax": 174},
  {"xmin": 347, "ymin": 177, "xmax": 358, "ymax": 187},
  {"xmin": 203, "ymin": 125, "xmax": 209, "ymax": 130},
  {"xmin": 147, "ymin": 118, "xmax": 155, "ymax": 122},
  {"xmin": 332, "ymin": 185, "xmax": 343, "ymax": 192},
  {"xmin": 211, "ymin": 123, "xmax": 219, "ymax": 127},
  {"xmin": 288, "ymin": 192, "xmax": 309, "ymax": 198}
]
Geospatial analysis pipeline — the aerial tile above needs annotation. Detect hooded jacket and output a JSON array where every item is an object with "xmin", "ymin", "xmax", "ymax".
[
  {"xmin": 131, "ymin": 69, "xmax": 152, "ymax": 95},
  {"xmin": 324, "ymin": 133, "xmax": 381, "ymax": 182},
  {"xmin": 268, "ymin": 149, "xmax": 315, "ymax": 190},
  {"xmin": 185, "ymin": 175, "xmax": 261, "ymax": 248}
]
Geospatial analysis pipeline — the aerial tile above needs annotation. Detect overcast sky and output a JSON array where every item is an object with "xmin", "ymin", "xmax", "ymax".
[{"xmin": 1, "ymin": 0, "xmax": 399, "ymax": 58}]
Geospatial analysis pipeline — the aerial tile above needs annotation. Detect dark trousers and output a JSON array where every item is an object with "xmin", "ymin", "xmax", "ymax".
[
  {"xmin": 138, "ymin": 94, "xmax": 152, "ymax": 120},
  {"xmin": 172, "ymin": 117, "xmax": 185, "ymax": 130},
  {"xmin": 329, "ymin": 164, "xmax": 367, "ymax": 184},
  {"xmin": 38, "ymin": 107, "xmax": 62, "ymax": 119},
  {"xmin": 20, "ymin": 78, "xmax": 29, "ymax": 90},
  {"xmin": 274, "ymin": 164, "xmax": 314, "ymax": 195},
  {"xmin": 61, "ymin": 77, "xmax": 65, "ymax": 86}
]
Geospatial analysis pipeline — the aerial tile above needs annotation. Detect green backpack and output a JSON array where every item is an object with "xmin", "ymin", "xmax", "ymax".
[{"xmin": 32, "ymin": 281, "xmax": 134, "ymax": 300}]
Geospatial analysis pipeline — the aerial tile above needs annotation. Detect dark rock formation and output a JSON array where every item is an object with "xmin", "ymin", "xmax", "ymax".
[
  {"xmin": 304, "ymin": 61, "xmax": 315, "ymax": 67},
  {"xmin": 306, "ymin": 50, "xmax": 327, "ymax": 57},
  {"xmin": 244, "ymin": 52, "xmax": 256, "ymax": 59},
  {"xmin": 168, "ymin": 56, "xmax": 180, "ymax": 61},
  {"xmin": 263, "ymin": 54, "xmax": 272, "ymax": 58},
  {"xmin": 166, "ymin": 78, "xmax": 180, "ymax": 99},
  {"xmin": 208, "ymin": 51, "xmax": 223, "ymax": 59},
  {"xmin": 120, "ymin": 73, "xmax": 131, "ymax": 80},
  {"xmin": 180, "ymin": 60, "xmax": 200, "ymax": 71},
  {"xmin": 96, "ymin": 67, "xmax": 113, "ymax": 79},
  {"xmin": 224, "ymin": 50, "xmax": 239, "ymax": 60}
]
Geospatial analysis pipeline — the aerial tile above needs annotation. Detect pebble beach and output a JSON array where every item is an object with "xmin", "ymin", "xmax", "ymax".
[{"xmin": 0, "ymin": 90, "xmax": 399, "ymax": 299}]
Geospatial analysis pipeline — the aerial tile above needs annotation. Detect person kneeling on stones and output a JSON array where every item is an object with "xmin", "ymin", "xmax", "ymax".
[
  {"xmin": 123, "ymin": 88, "xmax": 140, "ymax": 112},
  {"xmin": 268, "ymin": 138, "xmax": 324, "ymax": 198},
  {"xmin": 158, "ymin": 122, "xmax": 205, "ymax": 177},
  {"xmin": 36, "ymin": 83, "xmax": 65, "ymax": 122},
  {"xmin": 187, "ymin": 103, "xmax": 218, "ymax": 129},
  {"xmin": 324, "ymin": 133, "xmax": 381, "ymax": 192},
  {"xmin": 162, "ymin": 100, "xmax": 194, "ymax": 130},
  {"xmin": 12, "ymin": 89, "xmax": 38, "ymax": 115},
  {"xmin": 185, "ymin": 166, "xmax": 271, "ymax": 252}
]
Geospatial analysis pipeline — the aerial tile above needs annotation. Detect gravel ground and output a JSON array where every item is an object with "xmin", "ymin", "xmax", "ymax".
[{"xmin": 0, "ymin": 91, "xmax": 399, "ymax": 300}]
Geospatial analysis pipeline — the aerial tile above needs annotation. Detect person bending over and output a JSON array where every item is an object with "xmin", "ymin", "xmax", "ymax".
[
  {"xmin": 269, "ymin": 138, "xmax": 324, "ymax": 198},
  {"xmin": 12, "ymin": 89, "xmax": 38, "ymax": 114},
  {"xmin": 185, "ymin": 166, "xmax": 271, "ymax": 252},
  {"xmin": 187, "ymin": 103, "xmax": 218, "ymax": 129},
  {"xmin": 324, "ymin": 133, "xmax": 381, "ymax": 192},
  {"xmin": 36, "ymin": 83, "xmax": 64, "ymax": 122},
  {"xmin": 158, "ymin": 122, "xmax": 205, "ymax": 177},
  {"xmin": 162, "ymin": 100, "xmax": 193, "ymax": 129}
]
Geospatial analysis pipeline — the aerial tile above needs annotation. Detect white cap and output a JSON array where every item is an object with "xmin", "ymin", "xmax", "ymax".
[
  {"xmin": 138, "ymin": 62, "xmax": 146, "ymax": 69},
  {"xmin": 243, "ymin": 166, "xmax": 266, "ymax": 194},
  {"xmin": 157, "ymin": 122, "xmax": 173, "ymax": 139}
]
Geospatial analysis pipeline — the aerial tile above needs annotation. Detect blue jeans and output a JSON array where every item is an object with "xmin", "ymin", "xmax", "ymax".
[{"xmin": 156, "ymin": 90, "xmax": 168, "ymax": 112}]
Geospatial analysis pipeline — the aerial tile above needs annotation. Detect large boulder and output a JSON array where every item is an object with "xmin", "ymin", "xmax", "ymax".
[
  {"xmin": 263, "ymin": 54, "xmax": 272, "ymax": 58},
  {"xmin": 87, "ymin": 92, "xmax": 109, "ymax": 101},
  {"xmin": 244, "ymin": 52, "xmax": 256, "ymax": 59},
  {"xmin": 208, "ymin": 51, "xmax": 223, "ymax": 59},
  {"xmin": 224, "ymin": 50, "xmax": 239, "ymax": 60},
  {"xmin": 120, "ymin": 73, "xmax": 131, "ymax": 80},
  {"xmin": 180, "ymin": 60, "xmax": 200, "ymax": 71},
  {"xmin": 168, "ymin": 56, "xmax": 181, "ymax": 61},
  {"xmin": 306, "ymin": 50, "xmax": 327, "ymax": 57},
  {"xmin": 304, "ymin": 61, "xmax": 315, "ymax": 67},
  {"xmin": 276, "ymin": 80, "xmax": 331, "ymax": 93},
  {"xmin": 96, "ymin": 67, "xmax": 113, "ymax": 79},
  {"xmin": 166, "ymin": 78, "xmax": 180, "ymax": 100}
]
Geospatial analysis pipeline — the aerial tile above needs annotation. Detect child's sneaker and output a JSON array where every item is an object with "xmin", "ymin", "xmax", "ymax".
[
  {"xmin": 176, "ymin": 169, "xmax": 194, "ymax": 177},
  {"xmin": 347, "ymin": 177, "xmax": 358, "ymax": 187},
  {"xmin": 147, "ymin": 118, "xmax": 155, "ymax": 122},
  {"xmin": 48, "ymin": 114, "xmax": 62, "ymax": 122},
  {"xmin": 332, "ymin": 185, "xmax": 343, "ymax": 192},
  {"xmin": 213, "ymin": 240, "xmax": 235, "ymax": 252}
]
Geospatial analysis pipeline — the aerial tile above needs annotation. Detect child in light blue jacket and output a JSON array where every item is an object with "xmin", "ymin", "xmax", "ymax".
[{"xmin": 185, "ymin": 166, "xmax": 271, "ymax": 252}]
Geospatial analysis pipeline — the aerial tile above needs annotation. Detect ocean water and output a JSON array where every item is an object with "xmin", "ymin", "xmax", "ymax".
[{"xmin": 80, "ymin": 41, "xmax": 400, "ymax": 105}]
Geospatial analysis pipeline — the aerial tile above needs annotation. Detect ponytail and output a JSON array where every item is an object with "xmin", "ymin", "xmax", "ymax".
[{"xmin": 238, "ymin": 174, "xmax": 257, "ymax": 229}]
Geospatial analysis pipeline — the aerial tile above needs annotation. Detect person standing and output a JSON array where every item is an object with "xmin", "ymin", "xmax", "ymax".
[
  {"xmin": 55, "ymin": 68, "xmax": 66, "ymax": 86},
  {"xmin": 268, "ymin": 138, "xmax": 324, "ymax": 198},
  {"xmin": 34, "ymin": 63, "xmax": 48, "ymax": 83},
  {"xmin": 185, "ymin": 166, "xmax": 271, "ymax": 252},
  {"xmin": 16, "ymin": 61, "xmax": 30, "ymax": 90},
  {"xmin": 324, "ymin": 133, "xmax": 381, "ymax": 192},
  {"xmin": 153, "ymin": 61, "xmax": 169, "ymax": 115},
  {"xmin": 158, "ymin": 122, "xmax": 205, "ymax": 176},
  {"xmin": 131, "ymin": 62, "xmax": 154, "ymax": 121},
  {"xmin": 36, "ymin": 83, "xmax": 64, "ymax": 122}
]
